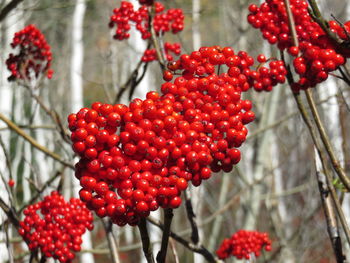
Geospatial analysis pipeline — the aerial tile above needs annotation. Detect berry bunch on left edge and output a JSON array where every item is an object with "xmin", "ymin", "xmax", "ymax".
[
  {"xmin": 216, "ymin": 230, "xmax": 272, "ymax": 260},
  {"xmin": 6, "ymin": 24, "xmax": 53, "ymax": 81},
  {"xmin": 18, "ymin": 191, "xmax": 93, "ymax": 263}
]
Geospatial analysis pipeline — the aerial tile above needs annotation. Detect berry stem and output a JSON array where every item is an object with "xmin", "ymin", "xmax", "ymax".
[
  {"xmin": 147, "ymin": 217, "xmax": 219, "ymax": 262},
  {"xmin": 148, "ymin": 5, "xmax": 166, "ymax": 70},
  {"xmin": 184, "ymin": 190, "xmax": 200, "ymax": 244},
  {"xmin": 283, "ymin": 0, "xmax": 298, "ymax": 47},
  {"xmin": 138, "ymin": 218, "xmax": 155, "ymax": 263},
  {"xmin": 156, "ymin": 208, "xmax": 173, "ymax": 263}
]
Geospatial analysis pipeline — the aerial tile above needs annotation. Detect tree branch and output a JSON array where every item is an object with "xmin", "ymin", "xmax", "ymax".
[
  {"xmin": 305, "ymin": 89, "xmax": 350, "ymax": 191},
  {"xmin": 156, "ymin": 208, "xmax": 173, "ymax": 263},
  {"xmin": 0, "ymin": 113, "xmax": 74, "ymax": 169},
  {"xmin": 138, "ymin": 218, "xmax": 155, "ymax": 263},
  {"xmin": 0, "ymin": 0, "xmax": 23, "ymax": 22}
]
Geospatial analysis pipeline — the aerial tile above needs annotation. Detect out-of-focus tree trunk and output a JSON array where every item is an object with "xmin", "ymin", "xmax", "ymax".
[
  {"xmin": 0, "ymin": 2, "xmax": 25, "ymax": 261},
  {"xmin": 70, "ymin": 1, "xmax": 95, "ymax": 262}
]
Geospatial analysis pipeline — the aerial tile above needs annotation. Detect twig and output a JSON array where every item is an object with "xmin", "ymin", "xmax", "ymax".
[
  {"xmin": 156, "ymin": 208, "xmax": 173, "ymax": 263},
  {"xmin": 138, "ymin": 218, "xmax": 155, "ymax": 263},
  {"xmin": 169, "ymin": 238, "xmax": 180, "ymax": 263},
  {"xmin": 19, "ymin": 170, "xmax": 64, "ymax": 213},
  {"xmin": 25, "ymin": 88, "xmax": 70, "ymax": 143},
  {"xmin": 305, "ymin": 89, "xmax": 350, "ymax": 191},
  {"xmin": 0, "ymin": 113, "xmax": 74, "ymax": 169},
  {"xmin": 284, "ymin": 0, "xmax": 298, "ymax": 46},
  {"xmin": 184, "ymin": 191, "xmax": 199, "ymax": 244},
  {"xmin": 0, "ymin": 0, "xmax": 24, "ymax": 22},
  {"xmin": 147, "ymin": 217, "xmax": 219, "ymax": 263},
  {"xmin": 148, "ymin": 5, "xmax": 166, "ymax": 70},
  {"xmin": 307, "ymin": 0, "xmax": 344, "ymax": 46},
  {"xmin": 102, "ymin": 219, "xmax": 121, "ymax": 263},
  {"xmin": 314, "ymin": 149, "xmax": 346, "ymax": 262},
  {"xmin": 0, "ymin": 197, "xmax": 19, "ymax": 228}
]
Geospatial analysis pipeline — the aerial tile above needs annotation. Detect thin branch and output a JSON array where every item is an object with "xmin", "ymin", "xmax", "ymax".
[
  {"xmin": 156, "ymin": 208, "xmax": 173, "ymax": 263},
  {"xmin": 102, "ymin": 219, "xmax": 121, "ymax": 263},
  {"xmin": 19, "ymin": 171, "xmax": 64, "ymax": 213},
  {"xmin": 315, "ymin": 150, "xmax": 346, "ymax": 262},
  {"xmin": 0, "ymin": 197, "xmax": 19, "ymax": 228},
  {"xmin": 307, "ymin": 0, "xmax": 345, "ymax": 46},
  {"xmin": 147, "ymin": 217, "xmax": 219, "ymax": 263},
  {"xmin": 0, "ymin": 113, "xmax": 74, "ymax": 169},
  {"xmin": 148, "ymin": 6, "xmax": 166, "ymax": 70},
  {"xmin": 0, "ymin": 0, "xmax": 24, "ymax": 22},
  {"xmin": 138, "ymin": 218, "xmax": 155, "ymax": 263},
  {"xmin": 25, "ymin": 88, "xmax": 70, "ymax": 143},
  {"xmin": 169, "ymin": 238, "xmax": 180, "ymax": 263},
  {"xmin": 305, "ymin": 89, "xmax": 350, "ymax": 191},
  {"xmin": 184, "ymin": 191, "xmax": 199, "ymax": 244}
]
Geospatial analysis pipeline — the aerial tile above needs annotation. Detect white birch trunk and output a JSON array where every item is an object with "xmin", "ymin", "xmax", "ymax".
[{"xmin": 0, "ymin": 4, "xmax": 24, "ymax": 261}]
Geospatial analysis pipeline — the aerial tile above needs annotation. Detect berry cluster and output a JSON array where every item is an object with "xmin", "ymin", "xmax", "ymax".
[
  {"xmin": 216, "ymin": 230, "xmax": 272, "ymax": 260},
  {"xmin": 247, "ymin": 0, "xmax": 347, "ymax": 90},
  {"xmin": 6, "ymin": 24, "xmax": 53, "ymax": 81},
  {"xmin": 142, "ymin": 42, "xmax": 181, "ymax": 62},
  {"xmin": 68, "ymin": 46, "xmax": 286, "ymax": 226},
  {"xmin": 109, "ymin": 1, "xmax": 184, "ymax": 62},
  {"xmin": 18, "ymin": 191, "xmax": 93, "ymax": 263},
  {"xmin": 164, "ymin": 46, "xmax": 286, "ymax": 92}
]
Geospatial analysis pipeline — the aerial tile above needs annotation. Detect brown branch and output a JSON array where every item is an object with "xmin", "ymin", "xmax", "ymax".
[
  {"xmin": 0, "ymin": 197, "xmax": 19, "ymax": 228},
  {"xmin": 138, "ymin": 218, "xmax": 155, "ymax": 263},
  {"xmin": 156, "ymin": 208, "xmax": 173, "ymax": 263},
  {"xmin": 307, "ymin": 0, "xmax": 345, "ymax": 46},
  {"xmin": 148, "ymin": 5, "xmax": 166, "ymax": 70},
  {"xmin": 0, "ymin": 0, "xmax": 23, "ymax": 22},
  {"xmin": 19, "ymin": 170, "xmax": 63, "ymax": 213},
  {"xmin": 184, "ymin": 191, "xmax": 199, "ymax": 244},
  {"xmin": 305, "ymin": 89, "xmax": 350, "ymax": 191},
  {"xmin": 147, "ymin": 217, "xmax": 219, "ymax": 263},
  {"xmin": 315, "ymin": 163, "xmax": 345, "ymax": 262},
  {"xmin": 102, "ymin": 219, "xmax": 120, "ymax": 263},
  {"xmin": 25, "ymin": 88, "xmax": 70, "ymax": 143},
  {"xmin": 0, "ymin": 113, "xmax": 74, "ymax": 169}
]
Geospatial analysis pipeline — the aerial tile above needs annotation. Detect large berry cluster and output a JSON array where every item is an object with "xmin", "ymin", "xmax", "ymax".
[
  {"xmin": 216, "ymin": 230, "xmax": 272, "ymax": 260},
  {"xmin": 247, "ymin": 0, "xmax": 348, "ymax": 90},
  {"xmin": 18, "ymin": 191, "xmax": 93, "ymax": 263},
  {"xmin": 109, "ymin": 1, "xmax": 184, "ymax": 62},
  {"xmin": 67, "ymin": 46, "xmax": 286, "ymax": 226},
  {"xmin": 6, "ymin": 24, "xmax": 53, "ymax": 81}
]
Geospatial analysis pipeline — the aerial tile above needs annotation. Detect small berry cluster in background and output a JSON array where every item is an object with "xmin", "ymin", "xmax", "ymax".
[
  {"xmin": 247, "ymin": 0, "xmax": 348, "ymax": 91},
  {"xmin": 216, "ymin": 230, "xmax": 272, "ymax": 260},
  {"xmin": 18, "ymin": 191, "xmax": 93, "ymax": 263},
  {"xmin": 109, "ymin": 1, "xmax": 184, "ymax": 62},
  {"xmin": 6, "ymin": 24, "xmax": 53, "ymax": 81}
]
